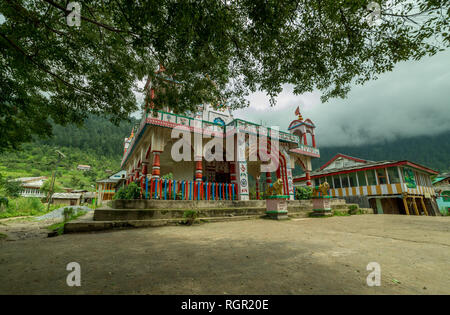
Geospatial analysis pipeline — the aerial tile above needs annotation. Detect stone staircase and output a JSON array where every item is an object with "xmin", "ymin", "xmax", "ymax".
[{"xmin": 64, "ymin": 199, "xmax": 368, "ymax": 233}]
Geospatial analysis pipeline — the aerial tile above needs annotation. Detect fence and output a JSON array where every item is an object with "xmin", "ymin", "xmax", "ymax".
[{"xmin": 143, "ymin": 178, "xmax": 237, "ymax": 201}]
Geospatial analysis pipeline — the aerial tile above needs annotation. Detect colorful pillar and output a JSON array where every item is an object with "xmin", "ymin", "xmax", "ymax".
[
  {"xmin": 195, "ymin": 157, "xmax": 203, "ymax": 182},
  {"xmin": 152, "ymin": 151, "xmax": 161, "ymax": 179},
  {"xmin": 311, "ymin": 134, "xmax": 316, "ymax": 148},
  {"xmin": 306, "ymin": 171, "xmax": 312, "ymax": 186}
]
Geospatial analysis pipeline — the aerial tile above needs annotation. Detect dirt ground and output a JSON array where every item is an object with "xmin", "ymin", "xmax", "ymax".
[{"xmin": 0, "ymin": 215, "xmax": 449, "ymax": 295}]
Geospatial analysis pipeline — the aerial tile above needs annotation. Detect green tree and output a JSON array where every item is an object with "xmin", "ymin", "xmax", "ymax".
[
  {"xmin": 2, "ymin": 179, "xmax": 22, "ymax": 198},
  {"xmin": 1, "ymin": 0, "xmax": 449, "ymax": 151},
  {"xmin": 41, "ymin": 178, "xmax": 63, "ymax": 196}
]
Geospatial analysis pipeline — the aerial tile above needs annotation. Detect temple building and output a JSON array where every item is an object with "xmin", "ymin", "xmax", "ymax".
[
  {"xmin": 119, "ymin": 68, "xmax": 320, "ymax": 201},
  {"xmin": 294, "ymin": 154, "xmax": 440, "ymax": 215}
]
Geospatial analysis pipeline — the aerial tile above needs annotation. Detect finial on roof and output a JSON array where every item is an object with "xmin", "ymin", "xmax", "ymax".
[{"xmin": 295, "ymin": 106, "xmax": 303, "ymax": 121}]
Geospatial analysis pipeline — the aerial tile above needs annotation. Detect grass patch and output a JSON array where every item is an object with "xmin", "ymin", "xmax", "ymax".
[
  {"xmin": 0, "ymin": 232, "xmax": 7, "ymax": 239},
  {"xmin": 333, "ymin": 210, "xmax": 351, "ymax": 216},
  {"xmin": 0, "ymin": 197, "xmax": 60, "ymax": 219}
]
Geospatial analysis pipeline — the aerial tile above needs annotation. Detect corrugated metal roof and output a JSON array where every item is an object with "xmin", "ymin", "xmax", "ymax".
[
  {"xmin": 52, "ymin": 193, "xmax": 82, "ymax": 199},
  {"xmin": 308, "ymin": 160, "xmax": 398, "ymax": 177}
]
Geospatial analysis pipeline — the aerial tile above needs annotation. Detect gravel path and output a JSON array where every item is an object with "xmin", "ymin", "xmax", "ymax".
[{"xmin": 35, "ymin": 206, "xmax": 93, "ymax": 221}]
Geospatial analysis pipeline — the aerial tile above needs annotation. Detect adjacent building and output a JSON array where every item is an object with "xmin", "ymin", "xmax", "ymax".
[
  {"xmin": 77, "ymin": 165, "xmax": 91, "ymax": 171},
  {"xmin": 433, "ymin": 173, "xmax": 450, "ymax": 214},
  {"xmin": 51, "ymin": 192, "xmax": 82, "ymax": 206},
  {"xmin": 14, "ymin": 176, "xmax": 48, "ymax": 198},
  {"xmin": 294, "ymin": 154, "xmax": 439, "ymax": 216},
  {"xmin": 96, "ymin": 170, "xmax": 127, "ymax": 204}
]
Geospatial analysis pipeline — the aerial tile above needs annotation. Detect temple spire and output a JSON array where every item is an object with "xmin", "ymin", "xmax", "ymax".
[{"xmin": 295, "ymin": 106, "xmax": 303, "ymax": 121}]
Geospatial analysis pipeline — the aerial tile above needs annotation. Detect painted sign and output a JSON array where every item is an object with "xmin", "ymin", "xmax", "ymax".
[
  {"xmin": 403, "ymin": 167, "xmax": 417, "ymax": 188},
  {"xmin": 286, "ymin": 169, "xmax": 295, "ymax": 200}
]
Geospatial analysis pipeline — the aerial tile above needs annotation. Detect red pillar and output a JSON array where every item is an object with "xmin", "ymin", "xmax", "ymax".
[
  {"xmin": 152, "ymin": 151, "xmax": 161, "ymax": 179},
  {"xmin": 195, "ymin": 157, "xmax": 202, "ymax": 182},
  {"xmin": 303, "ymin": 134, "xmax": 308, "ymax": 145},
  {"xmin": 311, "ymin": 134, "xmax": 316, "ymax": 148},
  {"xmin": 306, "ymin": 171, "xmax": 312, "ymax": 186},
  {"xmin": 135, "ymin": 168, "xmax": 140, "ymax": 181}
]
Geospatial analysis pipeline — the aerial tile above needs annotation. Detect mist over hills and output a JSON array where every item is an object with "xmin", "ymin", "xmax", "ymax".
[{"xmin": 1, "ymin": 115, "xmax": 447, "ymax": 185}]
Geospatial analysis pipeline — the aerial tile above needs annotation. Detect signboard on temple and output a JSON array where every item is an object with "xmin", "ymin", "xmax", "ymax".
[{"xmin": 403, "ymin": 167, "xmax": 417, "ymax": 188}]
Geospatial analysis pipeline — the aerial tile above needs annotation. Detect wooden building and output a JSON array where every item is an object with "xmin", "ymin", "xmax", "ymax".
[{"xmin": 294, "ymin": 154, "xmax": 440, "ymax": 215}]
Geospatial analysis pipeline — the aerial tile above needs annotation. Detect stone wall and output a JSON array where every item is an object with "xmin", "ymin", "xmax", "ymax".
[{"xmin": 342, "ymin": 195, "xmax": 371, "ymax": 209}]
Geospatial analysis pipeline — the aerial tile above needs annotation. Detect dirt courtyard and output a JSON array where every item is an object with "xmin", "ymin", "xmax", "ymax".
[{"xmin": 0, "ymin": 215, "xmax": 449, "ymax": 295}]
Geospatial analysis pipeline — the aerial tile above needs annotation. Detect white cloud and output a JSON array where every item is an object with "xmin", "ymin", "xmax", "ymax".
[{"xmin": 235, "ymin": 49, "xmax": 450, "ymax": 147}]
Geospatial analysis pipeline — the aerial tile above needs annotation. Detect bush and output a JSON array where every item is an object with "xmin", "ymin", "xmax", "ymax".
[
  {"xmin": 183, "ymin": 210, "xmax": 198, "ymax": 225},
  {"xmin": 348, "ymin": 205, "xmax": 359, "ymax": 215},
  {"xmin": 0, "ymin": 197, "xmax": 8, "ymax": 212},
  {"xmin": 161, "ymin": 173, "xmax": 173, "ymax": 180},
  {"xmin": 113, "ymin": 183, "xmax": 141, "ymax": 200},
  {"xmin": 295, "ymin": 186, "xmax": 313, "ymax": 200},
  {"xmin": 125, "ymin": 183, "xmax": 141, "ymax": 199},
  {"xmin": 113, "ymin": 186, "xmax": 127, "ymax": 200}
]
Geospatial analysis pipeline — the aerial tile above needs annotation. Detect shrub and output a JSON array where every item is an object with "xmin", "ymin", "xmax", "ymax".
[
  {"xmin": 63, "ymin": 207, "xmax": 75, "ymax": 221},
  {"xmin": 161, "ymin": 173, "xmax": 173, "ymax": 180},
  {"xmin": 183, "ymin": 210, "xmax": 198, "ymax": 225},
  {"xmin": 348, "ymin": 205, "xmax": 359, "ymax": 215},
  {"xmin": 125, "ymin": 182, "xmax": 141, "ymax": 200},
  {"xmin": 0, "ymin": 197, "xmax": 8, "ymax": 212},
  {"xmin": 113, "ymin": 186, "xmax": 127, "ymax": 200},
  {"xmin": 295, "ymin": 186, "xmax": 313, "ymax": 200},
  {"xmin": 113, "ymin": 183, "xmax": 141, "ymax": 200}
]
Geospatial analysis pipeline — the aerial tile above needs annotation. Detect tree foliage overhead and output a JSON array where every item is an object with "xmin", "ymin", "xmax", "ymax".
[{"xmin": 1, "ymin": 0, "xmax": 449, "ymax": 151}]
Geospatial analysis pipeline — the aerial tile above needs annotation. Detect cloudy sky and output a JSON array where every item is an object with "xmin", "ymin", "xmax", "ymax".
[{"xmin": 235, "ymin": 49, "xmax": 450, "ymax": 147}]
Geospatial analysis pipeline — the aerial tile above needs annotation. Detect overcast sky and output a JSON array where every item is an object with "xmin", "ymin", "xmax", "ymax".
[{"xmin": 235, "ymin": 49, "xmax": 450, "ymax": 147}]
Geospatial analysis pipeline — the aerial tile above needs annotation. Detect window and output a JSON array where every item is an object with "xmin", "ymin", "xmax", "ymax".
[
  {"xmin": 341, "ymin": 175, "xmax": 349, "ymax": 188},
  {"xmin": 415, "ymin": 171, "xmax": 422, "ymax": 186},
  {"xmin": 357, "ymin": 171, "xmax": 367, "ymax": 186},
  {"xmin": 387, "ymin": 167, "xmax": 400, "ymax": 184},
  {"xmin": 426, "ymin": 175, "xmax": 432, "ymax": 187},
  {"xmin": 333, "ymin": 176, "xmax": 341, "ymax": 188},
  {"xmin": 366, "ymin": 170, "xmax": 377, "ymax": 185},
  {"xmin": 348, "ymin": 172, "xmax": 358, "ymax": 187},
  {"xmin": 377, "ymin": 168, "xmax": 388, "ymax": 185}
]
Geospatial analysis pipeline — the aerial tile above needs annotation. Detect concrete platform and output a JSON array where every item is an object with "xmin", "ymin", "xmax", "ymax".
[{"xmin": 63, "ymin": 198, "xmax": 362, "ymax": 234}]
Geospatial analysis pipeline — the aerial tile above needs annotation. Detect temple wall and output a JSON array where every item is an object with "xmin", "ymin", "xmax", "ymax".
[{"xmin": 160, "ymin": 161, "xmax": 195, "ymax": 181}]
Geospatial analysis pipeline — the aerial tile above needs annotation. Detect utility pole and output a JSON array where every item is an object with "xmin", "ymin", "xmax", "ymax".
[{"xmin": 47, "ymin": 150, "xmax": 66, "ymax": 211}]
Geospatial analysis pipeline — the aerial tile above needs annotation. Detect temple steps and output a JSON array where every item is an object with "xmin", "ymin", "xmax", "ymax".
[
  {"xmin": 64, "ymin": 214, "xmax": 266, "ymax": 233},
  {"xmin": 61, "ymin": 199, "xmax": 362, "ymax": 234}
]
